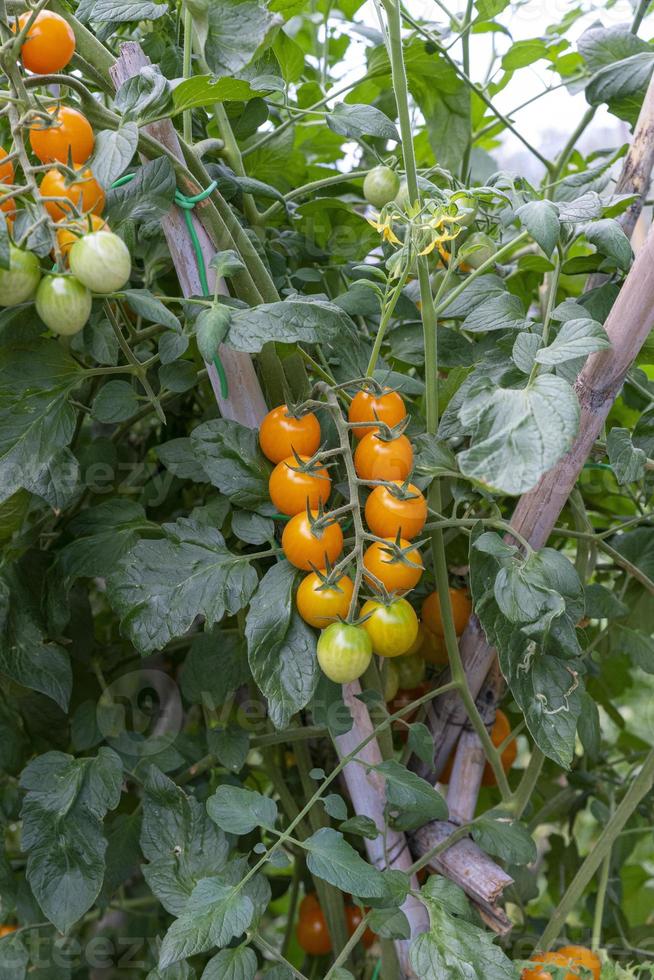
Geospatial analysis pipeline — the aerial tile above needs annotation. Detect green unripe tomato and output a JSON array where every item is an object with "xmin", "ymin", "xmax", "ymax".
[
  {"xmin": 394, "ymin": 651, "xmax": 426, "ymax": 689},
  {"xmin": 461, "ymin": 232, "xmax": 495, "ymax": 269},
  {"xmin": 384, "ymin": 660, "xmax": 400, "ymax": 702},
  {"xmin": 317, "ymin": 623, "xmax": 372, "ymax": 684},
  {"xmin": 363, "ymin": 166, "xmax": 400, "ymax": 209},
  {"xmin": 36, "ymin": 274, "xmax": 92, "ymax": 336},
  {"xmin": 452, "ymin": 192, "xmax": 478, "ymax": 229},
  {"xmin": 0, "ymin": 244, "xmax": 41, "ymax": 306},
  {"xmin": 69, "ymin": 231, "xmax": 131, "ymax": 294},
  {"xmin": 395, "ymin": 179, "xmax": 411, "ymax": 212}
]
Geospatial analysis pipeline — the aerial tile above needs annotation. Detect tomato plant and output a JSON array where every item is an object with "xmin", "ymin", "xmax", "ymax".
[{"xmin": 2, "ymin": 0, "xmax": 654, "ymax": 977}]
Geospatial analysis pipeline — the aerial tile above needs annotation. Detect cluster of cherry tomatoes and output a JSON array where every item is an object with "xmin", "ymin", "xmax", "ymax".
[
  {"xmin": 521, "ymin": 944, "xmax": 601, "ymax": 980},
  {"xmin": 260, "ymin": 390, "xmax": 475, "ymax": 691},
  {"xmin": 0, "ymin": 11, "xmax": 131, "ymax": 335},
  {"xmin": 295, "ymin": 893, "xmax": 374, "ymax": 956}
]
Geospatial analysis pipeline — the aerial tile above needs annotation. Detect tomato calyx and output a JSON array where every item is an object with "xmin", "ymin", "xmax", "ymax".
[{"xmin": 284, "ymin": 446, "xmax": 334, "ymax": 478}]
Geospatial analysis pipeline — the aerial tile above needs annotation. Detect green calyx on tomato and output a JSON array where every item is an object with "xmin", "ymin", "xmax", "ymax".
[
  {"xmin": 69, "ymin": 231, "xmax": 131, "ymax": 294},
  {"xmin": 359, "ymin": 597, "xmax": 419, "ymax": 657},
  {"xmin": 316, "ymin": 622, "xmax": 372, "ymax": 684},
  {"xmin": 35, "ymin": 274, "xmax": 92, "ymax": 336},
  {"xmin": 363, "ymin": 166, "xmax": 400, "ymax": 209},
  {"xmin": 0, "ymin": 245, "xmax": 41, "ymax": 307}
]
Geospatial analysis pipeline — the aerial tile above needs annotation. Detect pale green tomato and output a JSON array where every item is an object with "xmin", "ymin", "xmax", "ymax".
[
  {"xmin": 69, "ymin": 231, "xmax": 131, "ymax": 294},
  {"xmin": 384, "ymin": 660, "xmax": 400, "ymax": 702},
  {"xmin": 360, "ymin": 598, "xmax": 419, "ymax": 658},
  {"xmin": 461, "ymin": 231, "xmax": 495, "ymax": 269},
  {"xmin": 451, "ymin": 192, "xmax": 478, "ymax": 229},
  {"xmin": 36, "ymin": 274, "xmax": 92, "ymax": 335},
  {"xmin": 0, "ymin": 245, "xmax": 41, "ymax": 306},
  {"xmin": 363, "ymin": 166, "xmax": 400, "ymax": 209},
  {"xmin": 317, "ymin": 623, "xmax": 372, "ymax": 684},
  {"xmin": 395, "ymin": 179, "xmax": 412, "ymax": 212}
]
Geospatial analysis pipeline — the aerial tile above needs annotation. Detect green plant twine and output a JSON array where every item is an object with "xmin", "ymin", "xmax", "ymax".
[{"xmin": 111, "ymin": 173, "xmax": 229, "ymax": 398}]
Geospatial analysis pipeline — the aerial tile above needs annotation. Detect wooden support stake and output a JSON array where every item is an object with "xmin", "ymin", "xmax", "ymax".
[{"xmin": 110, "ymin": 43, "xmax": 267, "ymax": 429}]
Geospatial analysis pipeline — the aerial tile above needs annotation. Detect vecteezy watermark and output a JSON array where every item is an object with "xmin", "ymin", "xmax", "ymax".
[{"xmin": 96, "ymin": 669, "xmax": 183, "ymax": 758}]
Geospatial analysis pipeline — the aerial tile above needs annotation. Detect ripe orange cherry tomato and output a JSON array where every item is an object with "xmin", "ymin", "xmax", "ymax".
[
  {"xmin": 30, "ymin": 106, "xmax": 94, "ymax": 165},
  {"xmin": 259, "ymin": 405, "xmax": 321, "ymax": 463},
  {"xmin": 521, "ymin": 947, "xmax": 600, "ymax": 980},
  {"xmin": 56, "ymin": 215, "xmax": 108, "ymax": 258},
  {"xmin": 363, "ymin": 538, "xmax": 423, "ymax": 593},
  {"xmin": 348, "ymin": 388, "xmax": 406, "ymax": 439},
  {"xmin": 296, "ymin": 572, "xmax": 354, "ymax": 628},
  {"xmin": 269, "ymin": 456, "xmax": 331, "ymax": 516},
  {"xmin": 0, "ymin": 185, "xmax": 15, "ymax": 218},
  {"xmin": 282, "ymin": 511, "xmax": 343, "ymax": 571},
  {"xmin": 360, "ymin": 597, "xmax": 419, "ymax": 657},
  {"xmin": 40, "ymin": 167, "xmax": 104, "ymax": 221},
  {"xmin": 296, "ymin": 894, "xmax": 331, "ymax": 956},
  {"xmin": 16, "ymin": 11, "xmax": 75, "ymax": 74},
  {"xmin": 421, "ymin": 587, "xmax": 471, "ymax": 637},
  {"xmin": 557, "ymin": 947, "xmax": 601, "ymax": 980},
  {"xmin": 345, "ymin": 905, "xmax": 375, "ymax": 949},
  {"xmin": 0, "ymin": 148, "xmax": 14, "ymax": 186},
  {"xmin": 365, "ymin": 481, "xmax": 426, "ymax": 540},
  {"xmin": 0, "ymin": 925, "xmax": 17, "ymax": 938},
  {"xmin": 355, "ymin": 433, "xmax": 413, "ymax": 482}
]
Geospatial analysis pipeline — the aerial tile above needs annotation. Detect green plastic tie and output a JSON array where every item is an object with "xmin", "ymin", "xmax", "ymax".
[{"xmin": 111, "ymin": 174, "xmax": 228, "ymax": 398}]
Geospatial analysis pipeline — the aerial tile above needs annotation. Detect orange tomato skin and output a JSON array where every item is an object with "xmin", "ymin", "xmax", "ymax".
[
  {"xmin": 557, "ymin": 946, "xmax": 601, "ymax": 980},
  {"xmin": 259, "ymin": 405, "xmax": 321, "ymax": 463},
  {"xmin": 0, "ymin": 925, "xmax": 17, "ymax": 938},
  {"xmin": 296, "ymin": 573, "xmax": 354, "ymax": 628},
  {"xmin": 30, "ymin": 106, "xmax": 94, "ymax": 165},
  {"xmin": 0, "ymin": 185, "xmax": 15, "ymax": 218},
  {"xmin": 521, "ymin": 948, "xmax": 600, "ymax": 980},
  {"xmin": 349, "ymin": 389, "xmax": 406, "ymax": 440},
  {"xmin": 365, "ymin": 481, "xmax": 427, "ymax": 540},
  {"xmin": 354, "ymin": 433, "xmax": 413, "ymax": 482},
  {"xmin": 39, "ymin": 166, "xmax": 105, "ymax": 222},
  {"xmin": 345, "ymin": 905, "xmax": 375, "ymax": 949},
  {"xmin": 282, "ymin": 511, "xmax": 343, "ymax": 571},
  {"xmin": 56, "ymin": 215, "xmax": 108, "ymax": 258},
  {"xmin": 269, "ymin": 456, "xmax": 331, "ymax": 516},
  {"xmin": 363, "ymin": 538, "xmax": 423, "ymax": 593},
  {"xmin": 296, "ymin": 894, "xmax": 332, "ymax": 956},
  {"xmin": 421, "ymin": 588, "xmax": 471, "ymax": 637},
  {"xmin": 0, "ymin": 148, "xmax": 14, "ymax": 186},
  {"xmin": 17, "ymin": 11, "xmax": 75, "ymax": 74}
]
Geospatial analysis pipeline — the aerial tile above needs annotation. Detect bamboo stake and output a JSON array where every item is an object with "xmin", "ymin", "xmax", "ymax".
[{"xmin": 109, "ymin": 43, "xmax": 267, "ymax": 428}]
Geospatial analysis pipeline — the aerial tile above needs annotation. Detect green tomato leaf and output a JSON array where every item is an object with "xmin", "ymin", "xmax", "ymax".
[
  {"xmin": 231, "ymin": 511, "xmax": 274, "ymax": 545},
  {"xmin": 201, "ymin": 945, "xmax": 257, "ymax": 980},
  {"xmin": 88, "ymin": 125, "xmax": 139, "ymax": 189},
  {"xmin": 172, "ymin": 76, "xmax": 268, "ymax": 113},
  {"xmin": 106, "ymin": 158, "xmax": 176, "ymax": 227},
  {"xmin": 457, "ymin": 374, "xmax": 580, "ymax": 495},
  {"xmin": 376, "ymin": 760, "xmax": 448, "ymax": 831},
  {"xmin": 471, "ymin": 814, "xmax": 536, "ymax": 865},
  {"xmin": 515, "ymin": 200, "xmax": 560, "ymax": 256},
  {"xmin": 203, "ymin": 0, "xmax": 282, "ymax": 76},
  {"xmin": 245, "ymin": 561, "xmax": 320, "ymax": 728},
  {"xmin": 535, "ymin": 317, "xmax": 610, "ymax": 367},
  {"xmin": 607, "ymin": 427, "xmax": 646, "ymax": 485},
  {"xmin": 180, "ymin": 630, "xmax": 250, "ymax": 706},
  {"xmin": 115, "ymin": 65, "xmax": 172, "ymax": 123},
  {"xmin": 57, "ymin": 500, "xmax": 152, "ymax": 580},
  {"xmin": 207, "ymin": 786, "xmax": 278, "ymax": 835},
  {"xmin": 584, "ymin": 218, "xmax": 632, "ymax": 269},
  {"xmin": 195, "ymin": 306, "xmax": 231, "ymax": 363},
  {"xmin": 226, "ymin": 300, "xmax": 350, "ymax": 353},
  {"xmin": 91, "ymin": 380, "xmax": 139, "ymax": 423},
  {"xmin": 107, "ymin": 518, "xmax": 259, "ymax": 654},
  {"xmin": 190, "ymin": 419, "xmax": 272, "ymax": 511},
  {"xmin": 462, "ymin": 292, "xmax": 528, "ymax": 333},
  {"xmin": 141, "ymin": 767, "xmax": 229, "ymax": 916},
  {"xmin": 89, "ymin": 0, "xmax": 167, "ymax": 19},
  {"xmin": 20, "ymin": 748, "xmax": 122, "ymax": 932},
  {"xmin": 123, "ymin": 289, "xmax": 182, "ymax": 331},
  {"xmin": 209, "ymin": 250, "xmax": 246, "ymax": 280},
  {"xmin": 327, "ymin": 103, "xmax": 399, "ymax": 142},
  {"xmin": 410, "ymin": 877, "xmax": 518, "ymax": 979},
  {"xmin": 304, "ymin": 828, "xmax": 390, "ymax": 899}
]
